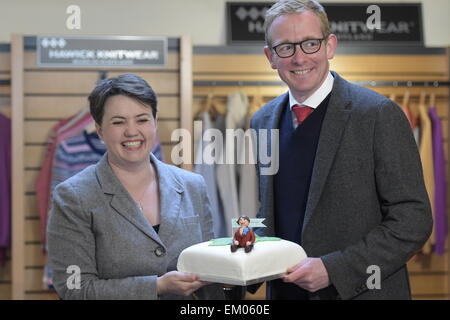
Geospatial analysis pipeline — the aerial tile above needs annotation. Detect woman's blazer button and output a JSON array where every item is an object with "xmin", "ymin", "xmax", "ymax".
[{"xmin": 154, "ymin": 247, "xmax": 166, "ymax": 257}]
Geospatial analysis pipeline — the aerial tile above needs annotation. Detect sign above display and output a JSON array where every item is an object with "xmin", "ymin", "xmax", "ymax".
[
  {"xmin": 227, "ymin": 2, "xmax": 423, "ymax": 46},
  {"xmin": 227, "ymin": 2, "xmax": 269, "ymax": 44},
  {"xmin": 323, "ymin": 3, "xmax": 423, "ymax": 45},
  {"xmin": 37, "ymin": 36, "xmax": 167, "ymax": 67}
]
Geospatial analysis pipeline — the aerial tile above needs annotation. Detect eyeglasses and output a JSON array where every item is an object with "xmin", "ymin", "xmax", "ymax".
[{"xmin": 272, "ymin": 37, "xmax": 327, "ymax": 58}]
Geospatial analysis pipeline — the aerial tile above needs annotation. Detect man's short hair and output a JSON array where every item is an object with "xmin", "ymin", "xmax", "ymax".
[{"xmin": 264, "ymin": 0, "xmax": 331, "ymax": 47}]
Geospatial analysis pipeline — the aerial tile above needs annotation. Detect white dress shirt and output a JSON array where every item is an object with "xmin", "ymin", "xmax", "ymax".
[{"xmin": 289, "ymin": 72, "xmax": 334, "ymax": 128}]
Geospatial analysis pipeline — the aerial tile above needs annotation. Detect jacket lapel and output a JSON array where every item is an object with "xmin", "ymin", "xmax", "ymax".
[
  {"xmin": 95, "ymin": 154, "xmax": 165, "ymax": 247},
  {"xmin": 259, "ymin": 93, "xmax": 289, "ymax": 236},
  {"xmin": 302, "ymin": 72, "xmax": 352, "ymax": 232},
  {"xmin": 150, "ymin": 153, "xmax": 184, "ymax": 247}
]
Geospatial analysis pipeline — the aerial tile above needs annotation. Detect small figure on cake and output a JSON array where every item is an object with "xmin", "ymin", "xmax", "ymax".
[{"xmin": 231, "ymin": 216, "xmax": 256, "ymax": 253}]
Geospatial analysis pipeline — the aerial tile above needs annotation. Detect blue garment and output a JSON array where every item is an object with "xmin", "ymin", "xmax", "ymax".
[
  {"xmin": 0, "ymin": 114, "xmax": 11, "ymax": 268},
  {"xmin": 270, "ymin": 94, "xmax": 330, "ymax": 300},
  {"xmin": 273, "ymin": 94, "xmax": 330, "ymax": 245}
]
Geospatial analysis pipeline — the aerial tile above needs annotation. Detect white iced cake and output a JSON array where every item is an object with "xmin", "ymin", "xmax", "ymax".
[{"xmin": 177, "ymin": 239, "xmax": 307, "ymax": 285}]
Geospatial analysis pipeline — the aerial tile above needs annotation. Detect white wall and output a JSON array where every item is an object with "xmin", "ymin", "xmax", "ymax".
[{"xmin": 0, "ymin": 0, "xmax": 449, "ymax": 47}]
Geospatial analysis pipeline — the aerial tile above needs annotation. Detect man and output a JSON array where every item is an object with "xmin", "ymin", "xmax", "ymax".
[
  {"xmin": 231, "ymin": 216, "xmax": 256, "ymax": 253},
  {"xmin": 250, "ymin": 0, "xmax": 432, "ymax": 300}
]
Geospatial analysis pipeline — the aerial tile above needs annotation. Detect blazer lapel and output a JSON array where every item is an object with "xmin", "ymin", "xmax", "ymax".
[
  {"xmin": 259, "ymin": 93, "xmax": 289, "ymax": 236},
  {"xmin": 96, "ymin": 154, "xmax": 164, "ymax": 247},
  {"xmin": 302, "ymin": 72, "xmax": 352, "ymax": 232},
  {"xmin": 150, "ymin": 153, "xmax": 184, "ymax": 247}
]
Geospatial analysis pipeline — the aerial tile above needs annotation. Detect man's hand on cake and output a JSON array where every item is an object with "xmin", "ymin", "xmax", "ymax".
[
  {"xmin": 156, "ymin": 271, "xmax": 210, "ymax": 297},
  {"xmin": 283, "ymin": 257, "xmax": 331, "ymax": 292}
]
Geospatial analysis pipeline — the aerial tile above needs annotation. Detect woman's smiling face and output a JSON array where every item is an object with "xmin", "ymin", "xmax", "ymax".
[{"xmin": 96, "ymin": 94, "xmax": 157, "ymax": 169}]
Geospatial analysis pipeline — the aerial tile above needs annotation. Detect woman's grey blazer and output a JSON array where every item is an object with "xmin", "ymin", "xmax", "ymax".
[{"xmin": 47, "ymin": 153, "xmax": 224, "ymax": 300}]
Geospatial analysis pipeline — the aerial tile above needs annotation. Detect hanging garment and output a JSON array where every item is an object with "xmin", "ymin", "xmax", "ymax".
[
  {"xmin": 194, "ymin": 111, "xmax": 226, "ymax": 237},
  {"xmin": 43, "ymin": 130, "xmax": 106, "ymax": 289},
  {"xmin": 216, "ymin": 91, "xmax": 247, "ymax": 236},
  {"xmin": 238, "ymin": 95, "xmax": 261, "ymax": 220},
  {"xmin": 408, "ymin": 102, "xmax": 420, "ymax": 146},
  {"xmin": 215, "ymin": 91, "xmax": 259, "ymax": 236},
  {"xmin": 51, "ymin": 130, "xmax": 106, "ymax": 198},
  {"xmin": 400, "ymin": 105, "xmax": 414, "ymax": 129},
  {"xmin": 429, "ymin": 107, "xmax": 448, "ymax": 255},
  {"xmin": 0, "ymin": 114, "xmax": 11, "ymax": 268},
  {"xmin": 36, "ymin": 110, "xmax": 94, "ymax": 246},
  {"xmin": 418, "ymin": 103, "xmax": 435, "ymax": 254},
  {"xmin": 238, "ymin": 136, "xmax": 259, "ymax": 220}
]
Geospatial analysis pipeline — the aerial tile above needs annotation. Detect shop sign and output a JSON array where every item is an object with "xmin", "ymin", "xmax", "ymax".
[
  {"xmin": 37, "ymin": 36, "xmax": 167, "ymax": 67},
  {"xmin": 323, "ymin": 3, "xmax": 423, "ymax": 45},
  {"xmin": 227, "ymin": 2, "xmax": 423, "ymax": 46}
]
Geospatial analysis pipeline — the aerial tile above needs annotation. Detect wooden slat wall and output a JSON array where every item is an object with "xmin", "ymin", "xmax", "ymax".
[
  {"xmin": 6, "ymin": 38, "xmax": 449, "ymax": 299},
  {"xmin": 10, "ymin": 35, "xmax": 191, "ymax": 300},
  {"xmin": 193, "ymin": 49, "xmax": 450, "ymax": 300},
  {"xmin": 0, "ymin": 47, "xmax": 11, "ymax": 300}
]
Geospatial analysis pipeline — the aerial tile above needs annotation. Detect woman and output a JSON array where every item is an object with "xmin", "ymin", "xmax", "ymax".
[{"xmin": 47, "ymin": 73, "xmax": 223, "ymax": 300}]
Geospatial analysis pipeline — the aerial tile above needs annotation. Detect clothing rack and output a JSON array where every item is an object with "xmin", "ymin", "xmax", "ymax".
[
  {"xmin": 194, "ymin": 80, "xmax": 286, "ymax": 87},
  {"xmin": 194, "ymin": 80, "xmax": 450, "ymax": 87},
  {"xmin": 355, "ymin": 81, "xmax": 450, "ymax": 87},
  {"xmin": 5, "ymin": 79, "xmax": 448, "ymax": 89}
]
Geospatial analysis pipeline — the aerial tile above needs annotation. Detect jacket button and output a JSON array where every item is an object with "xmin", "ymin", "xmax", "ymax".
[{"xmin": 154, "ymin": 247, "xmax": 165, "ymax": 257}]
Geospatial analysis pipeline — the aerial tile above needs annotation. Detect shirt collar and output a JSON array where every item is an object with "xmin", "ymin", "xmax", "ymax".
[{"xmin": 289, "ymin": 71, "xmax": 334, "ymax": 110}]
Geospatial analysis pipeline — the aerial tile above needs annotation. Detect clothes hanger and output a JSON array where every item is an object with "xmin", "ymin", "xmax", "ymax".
[
  {"xmin": 196, "ymin": 89, "xmax": 226, "ymax": 120},
  {"xmin": 0, "ymin": 107, "xmax": 11, "ymax": 119},
  {"xmin": 214, "ymin": 99, "xmax": 227, "ymax": 116},
  {"xmin": 59, "ymin": 107, "xmax": 90, "ymax": 133},
  {"xmin": 207, "ymin": 88, "xmax": 227, "ymax": 117},
  {"xmin": 195, "ymin": 91, "xmax": 213, "ymax": 119},
  {"xmin": 205, "ymin": 91, "xmax": 214, "ymax": 114},
  {"xmin": 250, "ymin": 87, "xmax": 263, "ymax": 114},
  {"xmin": 244, "ymin": 85, "xmax": 265, "ymax": 129},
  {"xmin": 429, "ymin": 92, "xmax": 436, "ymax": 107},
  {"xmin": 419, "ymin": 91, "xmax": 427, "ymax": 110},
  {"xmin": 84, "ymin": 119, "xmax": 97, "ymax": 134},
  {"xmin": 389, "ymin": 93, "xmax": 396, "ymax": 103},
  {"xmin": 402, "ymin": 91, "xmax": 410, "ymax": 108}
]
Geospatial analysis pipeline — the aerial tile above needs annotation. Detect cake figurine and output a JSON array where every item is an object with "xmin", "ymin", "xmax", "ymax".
[{"xmin": 231, "ymin": 216, "xmax": 255, "ymax": 253}]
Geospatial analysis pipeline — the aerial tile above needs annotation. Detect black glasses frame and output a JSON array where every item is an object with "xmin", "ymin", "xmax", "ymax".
[{"xmin": 272, "ymin": 37, "xmax": 327, "ymax": 58}]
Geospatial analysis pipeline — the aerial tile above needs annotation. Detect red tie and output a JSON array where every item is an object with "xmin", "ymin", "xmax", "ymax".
[{"xmin": 292, "ymin": 105, "xmax": 314, "ymax": 124}]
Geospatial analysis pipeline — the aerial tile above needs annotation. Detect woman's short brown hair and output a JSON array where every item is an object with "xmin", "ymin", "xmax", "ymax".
[{"xmin": 88, "ymin": 73, "xmax": 157, "ymax": 125}]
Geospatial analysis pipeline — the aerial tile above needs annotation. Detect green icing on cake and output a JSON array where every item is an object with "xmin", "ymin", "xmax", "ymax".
[{"xmin": 208, "ymin": 235, "xmax": 281, "ymax": 246}]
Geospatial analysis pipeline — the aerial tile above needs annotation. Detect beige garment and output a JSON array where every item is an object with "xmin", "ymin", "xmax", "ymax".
[
  {"xmin": 216, "ymin": 91, "xmax": 248, "ymax": 235},
  {"xmin": 418, "ymin": 103, "xmax": 435, "ymax": 254},
  {"xmin": 239, "ymin": 94, "xmax": 263, "ymax": 219},
  {"xmin": 238, "ymin": 129, "xmax": 260, "ymax": 219}
]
